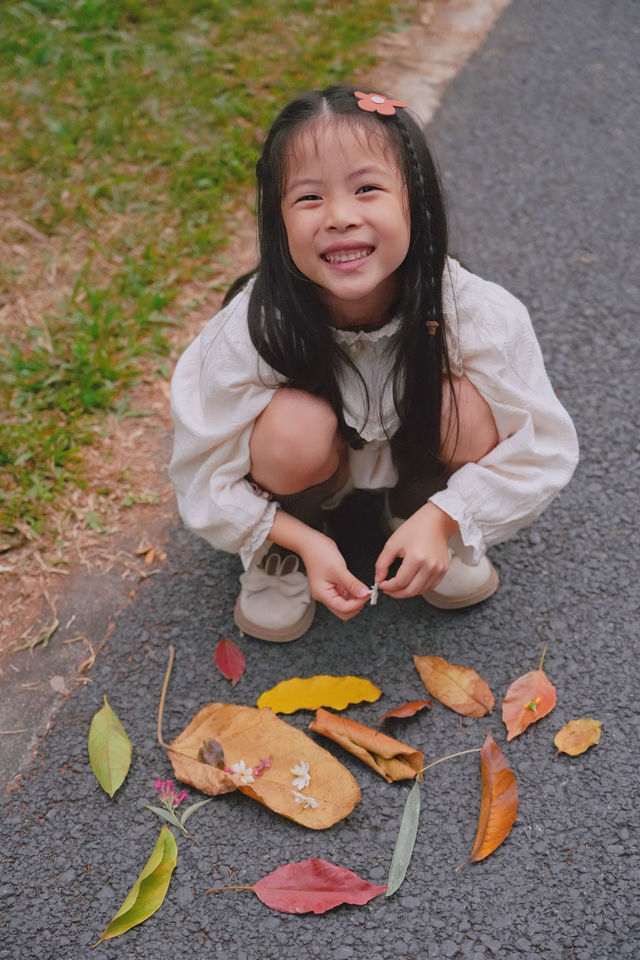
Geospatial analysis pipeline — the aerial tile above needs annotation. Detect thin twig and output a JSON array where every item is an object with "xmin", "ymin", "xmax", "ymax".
[
  {"xmin": 157, "ymin": 644, "xmax": 175, "ymax": 749},
  {"xmin": 420, "ymin": 747, "xmax": 481, "ymax": 775},
  {"xmin": 538, "ymin": 645, "xmax": 548, "ymax": 671},
  {"xmin": 0, "ymin": 729, "xmax": 28, "ymax": 735}
]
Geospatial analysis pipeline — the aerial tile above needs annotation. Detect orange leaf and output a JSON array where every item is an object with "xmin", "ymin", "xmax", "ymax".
[
  {"xmin": 413, "ymin": 655, "xmax": 494, "ymax": 717},
  {"xmin": 554, "ymin": 718, "xmax": 602, "ymax": 756},
  {"xmin": 460, "ymin": 731, "xmax": 518, "ymax": 867},
  {"xmin": 309, "ymin": 708, "xmax": 423, "ymax": 782},
  {"xmin": 502, "ymin": 668, "xmax": 556, "ymax": 741},
  {"xmin": 168, "ymin": 703, "xmax": 360, "ymax": 829},
  {"xmin": 380, "ymin": 700, "xmax": 432, "ymax": 722}
]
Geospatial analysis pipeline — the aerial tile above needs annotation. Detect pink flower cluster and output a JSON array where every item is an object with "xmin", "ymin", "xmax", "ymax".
[{"xmin": 155, "ymin": 778, "xmax": 188, "ymax": 808}]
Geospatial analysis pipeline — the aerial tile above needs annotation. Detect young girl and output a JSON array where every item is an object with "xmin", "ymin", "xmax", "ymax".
[{"xmin": 169, "ymin": 83, "xmax": 578, "ymax": 643}]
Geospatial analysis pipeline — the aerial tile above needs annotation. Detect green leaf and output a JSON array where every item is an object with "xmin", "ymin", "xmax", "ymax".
[
  {"xmin": 144, "ymin": 805, "xmax": 183, "ymax": 829},
  {"xmin": 88, "ymin": 695, "xmax": 132, "ymax": 797},
  {"xmin": 96, "ymin": 827, "xmax": 178, "ymax": 944},
  {"xmin": 180, "ymin": 797, "xmax": 213, "ymax": 825},
  {"xmin": 386, "ymin": 780, "xmax": 421, "ymax": 897}
]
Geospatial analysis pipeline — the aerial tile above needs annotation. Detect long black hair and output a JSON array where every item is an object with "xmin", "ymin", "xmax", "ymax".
[{"xmin": 225, "ymin": 83, "xmax": 455, "ymax": 479}]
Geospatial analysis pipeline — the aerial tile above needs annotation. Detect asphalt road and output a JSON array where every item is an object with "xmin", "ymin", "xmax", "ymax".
[{"xmin": 2, "ymin": 1, "xmax": 639, "ymax": 958}]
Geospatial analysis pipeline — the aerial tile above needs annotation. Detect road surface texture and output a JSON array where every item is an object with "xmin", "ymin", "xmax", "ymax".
[{"xmin": 2, "ymin": 1, "xmax": 638, "ymax": 958}]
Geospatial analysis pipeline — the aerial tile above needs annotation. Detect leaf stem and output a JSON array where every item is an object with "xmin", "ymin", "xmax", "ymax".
[
  {"xmin": 157, "ymin": 643, "xmax": 175, "ymax": 749},
  {"xmin": 205, "ymin": 884, "xmax": 253, "ymax": 894},
  {"xmin": 419, "ymin": 747, "xmax": 481, "ymax": 776},
  {"xmin": 538, "ymin": 645, "xmax": 548, "ymax": 671}
]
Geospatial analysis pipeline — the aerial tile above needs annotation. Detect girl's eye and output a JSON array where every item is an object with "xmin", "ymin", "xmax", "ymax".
[
  {"xmin": 296, "ymin": 194, "xmax": 321, "ymax": 203},
  {"xmin": 356, "ymin": 184, "xmax": 380, "ymax": 194}
]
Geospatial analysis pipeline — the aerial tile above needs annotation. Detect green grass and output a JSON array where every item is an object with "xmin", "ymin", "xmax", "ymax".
[{"xmin": 0, "ymin": 0, "xmax": 415, "ymax": 534}]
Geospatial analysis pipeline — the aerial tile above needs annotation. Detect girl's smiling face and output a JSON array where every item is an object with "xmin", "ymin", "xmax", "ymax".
[{"xmin": 281, "ymin": 119, "xmax": 411, "ymax": 329}]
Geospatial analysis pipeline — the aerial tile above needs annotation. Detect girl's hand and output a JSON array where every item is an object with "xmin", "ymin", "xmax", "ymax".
[
  {"xmin": 375, "ymin": 502, "xmax": 459, "ymax": 599},
  {"xmin": 299, "ymin": 534, "xmax": 371, "ymax": 621}
]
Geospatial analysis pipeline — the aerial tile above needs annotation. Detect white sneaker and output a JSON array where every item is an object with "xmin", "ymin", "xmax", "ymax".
[{"xmin": 234, "ymin": 552, "xmax": 316, "ymax": 642}]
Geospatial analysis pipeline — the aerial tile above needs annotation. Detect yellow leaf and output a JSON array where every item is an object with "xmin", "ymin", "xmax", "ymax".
[
  {"xmin": 554, "ymin": 718, "xmax": 602, "ymax": 756},
  {"xmin": 257, "ymin": 675, "xmax": 381, "ymax": 714},
  {"xmin": 168, "ymin": 703, "xmax": 360, "ymax": 830}
]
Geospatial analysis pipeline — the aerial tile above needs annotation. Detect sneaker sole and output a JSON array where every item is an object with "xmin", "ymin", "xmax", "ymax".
[
  {"xmin": 233, "ymin": 597, "xmax": 316, "ymax": 643},
  {"xmin": 422, "ymin": 564, "xmax": 499, "ymax": 610}
]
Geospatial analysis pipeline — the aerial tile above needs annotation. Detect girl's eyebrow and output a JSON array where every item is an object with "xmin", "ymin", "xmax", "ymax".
[{"xmin": 285, "ymin": 164, "xmax": 392, "ymax": 195}]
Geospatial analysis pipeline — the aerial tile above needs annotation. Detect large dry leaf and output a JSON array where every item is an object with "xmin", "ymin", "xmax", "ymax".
[
  {"xmin": 554, "ymin": 718, "xmax": 602, "ymax": 756},
  {"xmin": 502, "ymin": 667, "xmax": 556, "ymax": 740},
  {"xmin": 257, "ymin": 675, "xmax": 381, "ymax": 714},
  {"xmin": 461, "ymin": 731, "xmax": 518, "ymax": 867},
  {"xmin": 309, "ymin": 708, "xmax": 423, "ymax": 782},
  {"xmin": 96, "ymin": 827, "xmax": 177, "ymax": 943},
  {"xmin": 168, "ymin": 703, "xmax": 360, "ymax": 829},
  {"xmin": 414, "ymin": 655, "xmax": 494, "ymax": 717},
  {"xmin": 207, "ymin": 858, "xmax": 386, "ymax": 914}
]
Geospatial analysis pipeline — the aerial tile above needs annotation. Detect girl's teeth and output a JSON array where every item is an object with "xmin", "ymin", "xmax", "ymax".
[{"xmin": 324, "ymin": 249, "xmax": 370, "ymax": 263}]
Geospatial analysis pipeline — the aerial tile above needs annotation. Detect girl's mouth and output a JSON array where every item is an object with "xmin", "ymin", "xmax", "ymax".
[{"xmin": 322, "ymin": 246, "xmax": 373, "ymax": 264}]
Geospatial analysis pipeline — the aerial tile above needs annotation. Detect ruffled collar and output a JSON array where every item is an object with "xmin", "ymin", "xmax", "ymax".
[{"xmin": 330, "ymin": 316, "xmax": 402, "ymax": 346}]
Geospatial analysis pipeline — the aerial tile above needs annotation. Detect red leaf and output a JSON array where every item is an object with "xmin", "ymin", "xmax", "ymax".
[
  {"xmin": 214, "ymin": 638, "xmax": 245, "ymax": 686},
  {"xmin": 252, "ymin": 858, "xmax": 386, "ymax": 913},
  {"xmin": 380, "ymin": 700, "xmax": 433, "ymax": 722},
  {"xmin": 502, "ymin": 668, "xmax": 556, "ymax": 741}
]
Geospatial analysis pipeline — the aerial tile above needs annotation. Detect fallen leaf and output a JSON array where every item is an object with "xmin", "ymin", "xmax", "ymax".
[
  {"xmin": 554, "ymin": 718, "xmax": 602, "ymax": 756},
  {"xmin": 49, "ymin": 675, "xmax": 67, "ymax": 695},
  {"xmin": 309, "ymin": 708, "xmax": 423, "ymax": 782},
  {"xmin": 257, "ymin": 675, "xmax": 381, "ymax": 714},
  {"xmin": 414, "ymin": 655, "xmax": 494, "ymax": 717},
  {"xmin": 168, "ymin": 703, "xmax": 360, "ymax": 829},
  {"xmin": 214, "ymin": 637, "xmax": 245, "ymax": 686},
  {"xmin": 198, "ymin": 738, "xmax": 226, "ymax": 768},
  {"xmin": 96, "ymin": 827, "xmax": 177, "ymax": 943},
  {"xmin": 458, "ymin": 732, "xmax": 518, "ymax": 869},
  {"xmin": 502, "ymin": 666, "xmax": 556, "ymax": 741},
  {"xmin": 88, "ymin": 695, "xmax": 132, "ymax": 798},
  {"xmin": 207, "ymin": 858, "xmax": 386, "ymax": 913},
  {"xmin": 380, "ymin": 700, "xmax": 432, "ymax": 722},
  {"xmin": 386, "ymin": 780, "xmax": 421, "ymax": 896}
]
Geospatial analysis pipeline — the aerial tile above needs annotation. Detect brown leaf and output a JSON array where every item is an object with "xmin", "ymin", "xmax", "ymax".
[
  {"xmin": 198, "ymin": 738, "xmax": 226, "ymax": 768},
  {"xmin": 554, "ymin": 718, "xmax": 602, "ymax": 756},
  {"xmin": 309, "ymin": 708, "xmax": 423, "ymax": 782},
  {"xmin": 413, "ymin": 655, "xmax": 494, "ymax": 717},
  {"xmin": 168, "ymin": 703, "xmax": 360, "ymax": 829},
  {"xmin": 502, "ymin": 668, "xmax": 556, "ymax": 741},
  {"xmin": 459, "ymin": 731, "xmax": 518, "ymax": 868},
  {"xmin": 380, "ymin": 700, "xmax": 433, "ymax": 722}
]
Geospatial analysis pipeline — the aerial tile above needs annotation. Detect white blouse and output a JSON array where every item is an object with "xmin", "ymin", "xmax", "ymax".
[{"xmin": 169, "ymin": 259, "xmax": 579, "ymax": 569}]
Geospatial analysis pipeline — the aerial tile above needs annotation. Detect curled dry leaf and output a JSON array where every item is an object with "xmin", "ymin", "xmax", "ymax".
[
  {"xmin": 554, "ymin": 718, "xmax": 602, "ymax": 756},
  {"xmin": 380, "ymin": 700, "xmax": 432, "ymax": 722},
  {"xmin": 168, "ymin": 703, "xmax": 360, "ymax": 829},
  {"xmin": 88, "ymin": 695, "xmax": 132, "ymax": 798},
  {"xmin": 214, "ymin": 637, "xmax": 245, "ymax": 686},
  {"xmin": 414, "ymin": 655, "xmax": 494, "ymax": 718},
  {"xmin": 459, "ymin": 731, "xmax": 518, "ymax": 869},
  {"xmin": 207, "ymin": 858, "xmax": 386, "ymax": 914},
  {"xmin": 257, "ymin": 675, "xmax": 381, "ymax": 714},
  {"xmin": 96, "ymin": 827, "xmax": 177, "ymax": 943},
  {"xmin": 502, "ymin": 668, "xmax": 556, "ymax": 741},
  {"xmin": 309, "ymin": 708, "xmax": 423, "ymax": 782}
]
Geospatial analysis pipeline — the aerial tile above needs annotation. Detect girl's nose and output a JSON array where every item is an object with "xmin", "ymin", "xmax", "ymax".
[{"xmin": 325, "ymin": 197, "xmax": 361, "ymax": 231}]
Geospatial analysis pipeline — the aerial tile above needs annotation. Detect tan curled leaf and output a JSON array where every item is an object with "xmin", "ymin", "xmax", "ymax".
[
  {"xmin": 88, "ymin": 695, "xmax": 132, "ymax": 798},
  {"xmin": 458, "ymin": 731, "xmax": 518, "ymax": 869},
  {"xmin": 414, "ymin": 655, "xmax": 494, "ymax": 717},
  {"xmin": 554, "ymin": 718, "xmax": 602, "ymax": 756},
  {"xmin": 96, "ymin": 826, "xmax": 177, "ymax": 943},
  {"xmin": 502, "ymin": 668, "xmax": 556, "ymax": 741},
  {"xmin": 309, "ymin": 708, "xmax": 423, "ymax": 782},
  {"xmin": 257, "ymin": 675, "xmax": 381, "ymax": 714},
  {"xmin": 168, "ymin": 703, "xmax": 360, "ymax": 829}
]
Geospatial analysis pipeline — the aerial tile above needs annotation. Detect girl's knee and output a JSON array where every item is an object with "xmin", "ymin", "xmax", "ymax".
[
  {"xmin": 440, "ymin": 375, "xmax": 499, "ymax": 470},
  {"xmin": 250, "ymin": 387, "xmax": 342, "ymax": 493}
]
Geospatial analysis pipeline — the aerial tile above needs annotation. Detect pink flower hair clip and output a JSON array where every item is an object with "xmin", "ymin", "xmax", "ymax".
[{"xmin": 354, "ymin": 90, "xmax": 407, "ymax": 116}]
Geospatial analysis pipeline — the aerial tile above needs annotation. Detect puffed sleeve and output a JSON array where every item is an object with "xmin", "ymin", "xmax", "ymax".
[
  {"xmin": 430, "ymin": 262, "xmax": 579, "ymax": 564},
  {"xmin": 169, "ymin": 284, "xmax": 286, "ymax": 569}
]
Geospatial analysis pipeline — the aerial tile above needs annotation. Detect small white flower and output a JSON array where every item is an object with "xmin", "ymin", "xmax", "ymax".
[
  {"xmin": 369, "ymin": 583, "xmax": 379, "ymax": 606},
  {"xmin": 292, "ymin": 789, "xmax": 319, "ymax": 809},
  {"xmin": 230, "ymin": 760, "xmax": 254, "ymax": 785},
  {"xmin": 290, "ymin": 760, "xmax": 311, "ymax": 790}
]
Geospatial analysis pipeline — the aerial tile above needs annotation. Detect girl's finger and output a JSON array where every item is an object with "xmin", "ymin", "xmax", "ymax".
[
  {"xmin": 379, "ymin": 557, "xmax": 420, "ymax": 593},
  {"xmin": 374, "ymin": 543, "xmax": 399, "ymax": 584}
]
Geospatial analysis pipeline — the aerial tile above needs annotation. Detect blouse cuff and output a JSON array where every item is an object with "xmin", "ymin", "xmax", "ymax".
[
  {"xmin": 238, "ymin": 501, "xmax": 277, "ymax": 570},
  {"xmin": 429, "ymin": 488, "xmax": 486, "ymax": 566}
]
